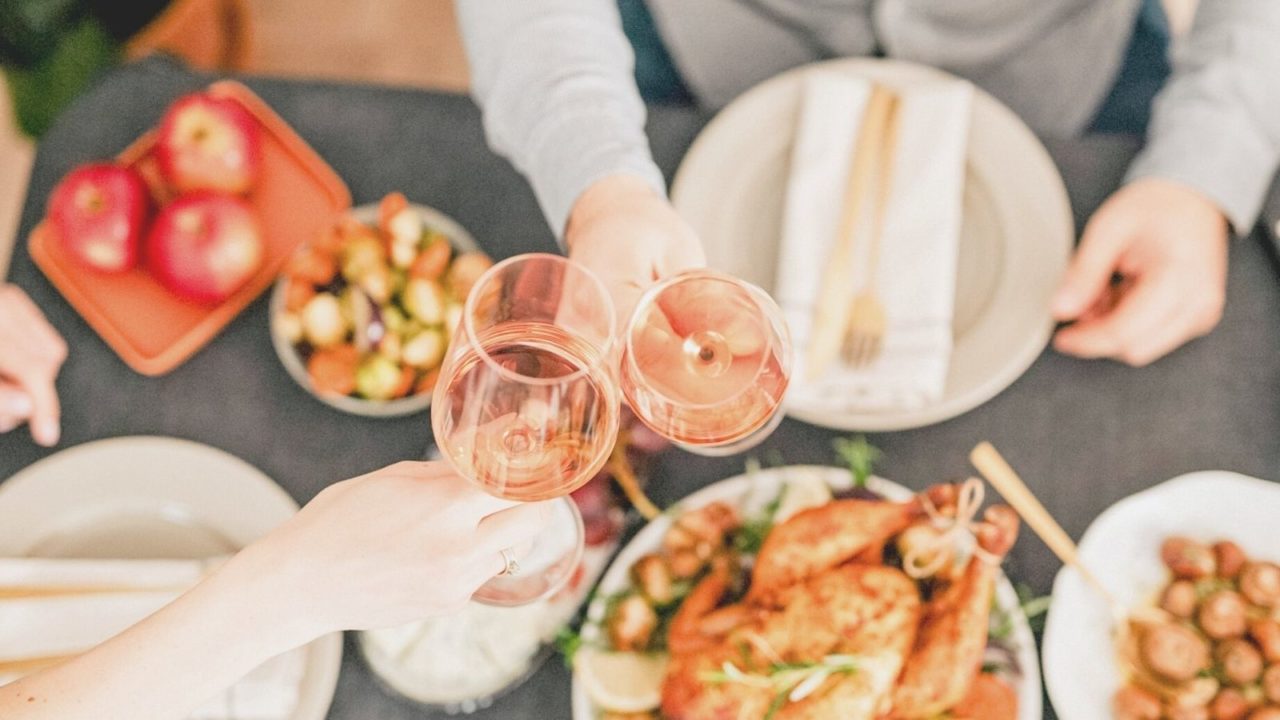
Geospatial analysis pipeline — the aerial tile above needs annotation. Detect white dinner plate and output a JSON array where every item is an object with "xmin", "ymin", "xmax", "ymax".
[
  {"xmin": 1042, "ymin": 471, "xmax": 1280, "ymax": 720},
  {"xmin": 0, "ymin": 436, "xmax": 342, "ymax": 720},
  {"xmin": 671, "ymin": 58, "xmax": 1073, "ymax": 431},
  {"xmin": 570, "ymin": 465, "xmax": 1042, "ymax": 720}
]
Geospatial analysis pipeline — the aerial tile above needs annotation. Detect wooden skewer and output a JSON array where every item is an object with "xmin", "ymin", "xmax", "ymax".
[
  {"xmin": 0, "ymin": 654, "xmax": 75, "ymax": 676},
  {"xmin": 969, "ymin": 441, "xmax": 1121, "ymax": 612},
  {"xmin": 807, "ymin": 84, "xmax": 895, "ymax": 380}
]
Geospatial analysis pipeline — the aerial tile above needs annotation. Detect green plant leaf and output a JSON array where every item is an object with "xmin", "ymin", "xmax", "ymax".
[
  {"xmin": 833, "ymin": 435, "xmax": 880, "ymax": 488},
  {"xmin": 4, "ymin": 14, "xmax": 118, "ymax": 138}
]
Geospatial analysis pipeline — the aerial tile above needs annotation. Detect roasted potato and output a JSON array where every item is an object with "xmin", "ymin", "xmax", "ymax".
[
  {"xmin": 1162, "ymin": 580, "xmax": 1200, "ymax": 619},
  {"xmin": 1143, "ymin": 623, "xmax": 1211, "ymax": 682},
  {"xmin": 1218, "ymin": 639, "xmax": 1265, "ymax": 685},
  {"xmin": 607, "ymin": 594, "xmax": 658, "ymax": 652},
  {"xmin": 1164, "ymin": 537, "xmax": 1217, "ymax": 579},
  {"xmin": 631, "ymin": 554, "xmax": 676, "ymax": 606},
  {"xmin": 1251, "ymin": 620, "xmax": 1280, "ymax": 664},
  {"xmin": 1209, "ymin": 688, "xmax": 1251, "ymax": 720},
  {"xmin": 1215, "ymin": 541, "xmax": 1249, "ymax": 580},
  {"xmin": 1201, "ymin": 591, "xmax": 1250, "ymax": 640},
  {"xmin": 1249, "ymin": 708, "xmax": 1280, "ymax": 720},
  {"xmin": 1241, "ymin": 563, "xmax": 1280, "ymax": 608},
  {"xmin": 1263, "ymin": 665, "xmax": 1280, "ymax": 704},
  {"xmin": 1114, "ymin": 685, "xmax": 1163, "ymax": 720}
]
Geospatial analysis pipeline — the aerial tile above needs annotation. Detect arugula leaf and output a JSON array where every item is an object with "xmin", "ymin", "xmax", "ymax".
[
  {"xmin": 732, "ymin": 485, "xmax": 786, "ymax": 556},
  {"xmin": 554, "ymin": 626, "xmax": 583, "ymax": 668},
  {"xmin": 833, "ymin": 436, "xmax": 880, "ymax": 489}
]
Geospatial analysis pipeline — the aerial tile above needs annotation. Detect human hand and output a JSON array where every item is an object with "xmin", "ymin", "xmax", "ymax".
[
  {"xmin": 1051, "ymin": 178, "xmax": 1228, "ymax": 366},
  {"xmin": 225, "ymin": 461, "xmax": 551, "ymax": 644},
  {"xmin": 565, "ymin": 174, "xmax": 706, "ymax": 328},
  {"xmin": 0, "ymin": 284, "xmax": 67, "ymax": 445}
]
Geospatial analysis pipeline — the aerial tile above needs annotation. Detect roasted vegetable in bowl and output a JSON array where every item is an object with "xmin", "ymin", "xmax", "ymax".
[
  {"xmin": 1116, "ymin": 536, "xmax": 1280, "ymax": 720},
  {"xmin": 272, "ymin": 193, "xmax": 491, "ymax": 409}
]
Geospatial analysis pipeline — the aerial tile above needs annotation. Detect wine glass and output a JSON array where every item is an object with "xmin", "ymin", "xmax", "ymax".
[
  {"xmin": 620, "ymin": 270, "xmax": 791, "ymax": 456},
  {"xmin": 432, "ymin": 253, "xmax": 619, "ymax": 606}
]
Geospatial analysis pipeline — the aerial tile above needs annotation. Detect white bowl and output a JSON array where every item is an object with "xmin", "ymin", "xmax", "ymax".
[
  {"xmin": 1042, "ymin": 470, "xmax": 1280, "ymax": 720},
  {"xmin": 269, "ymin": 202, "xmax": 478, "ymax": 418}
]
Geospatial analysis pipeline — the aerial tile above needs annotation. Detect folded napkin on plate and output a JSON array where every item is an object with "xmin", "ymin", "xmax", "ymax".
[
  {"xmin": 0, "ymin": 557, "xmax": 305, "ymax": 720},
  {"xmin": 776, "ymin": 70, "xmax": 971, "ymax": 412}
]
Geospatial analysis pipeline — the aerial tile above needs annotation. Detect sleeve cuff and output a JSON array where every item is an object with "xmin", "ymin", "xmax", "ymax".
[
  {"xmin": 1126, "ymin": 103, "xmax": 1278, "ymax": 234},
  {"xmin": 523, "ymin": 107, "xmax": 666, "ymax": 239}
]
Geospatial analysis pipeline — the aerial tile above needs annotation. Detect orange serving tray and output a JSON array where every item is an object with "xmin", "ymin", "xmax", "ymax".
[{"xmin": 29, "ymin": 80, "xmax": 351, "ymax": 376}]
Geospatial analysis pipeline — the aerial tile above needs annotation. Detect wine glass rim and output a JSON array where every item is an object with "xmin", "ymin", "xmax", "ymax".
[
  {"xmin": 622, "ymin": 269, "xmax": 789, "ymax": 410},
  {"xmin": 462, "ymin": 252, "xmax": 618, "ymax": 387}
]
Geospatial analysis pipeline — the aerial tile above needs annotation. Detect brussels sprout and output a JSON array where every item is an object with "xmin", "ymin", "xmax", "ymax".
[
  {"xmin": 301, "ymin": 293, "xmax": 348, "ymax": 348},
  {"xmin": 403, "ymin": 328, "xmax": 447, "ymax": 369},
  {"xmin": 341, "ymin": 234, "xmax": 387, "ymax": 282},
  {"xmin": 390, "ymin": 237, "xmax": 418, "ymax": 269},
  {"xmin": 403, "ymin": 277, "xmax": 446, "ymax": 324},
  {"xmin": 355, "ymin": 355, "xmax": 402, "ymax": 400},
  {"xmin": 359, "ymin": 265, "xmax": 393, "ymax": 304},
  {"xmin": 445, "ymin": 300, "xmax": 464, "ymax": 339},
  {"xmin": 276, "ymin": 312, "xmax": 304, "ymax": 345},
  {"xmin": 382, "ymin": 306, "xmax": 408, "ymax": 335},
  {"xmin": 377, "ymin": 332, "xmax": 403, "ymax": 364}
]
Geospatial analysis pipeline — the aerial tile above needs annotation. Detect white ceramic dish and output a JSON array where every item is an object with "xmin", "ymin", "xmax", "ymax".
[
  {"xmin": 269, "ymin": 202, "xmax": 479, "ymax": 418},
  {"xmin": 671, "ymin": 58, "xmax": 1073, "ymax": 431},
  {"xmin": 0, "ymin": 436, "xmax": 342, "ymax": 720},
  {"xmin": 570, "ymin": 465, "xmax": 1042, "ymax": 719},
  {"xmin": 1042, "ymin": 470, "xmax": 1280, "ymax": 720}
]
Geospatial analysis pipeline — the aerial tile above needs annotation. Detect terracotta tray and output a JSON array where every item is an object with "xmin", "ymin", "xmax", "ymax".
[{"xmin": 29, "ymin": 81, "xmax": 351, "ymax": 376}]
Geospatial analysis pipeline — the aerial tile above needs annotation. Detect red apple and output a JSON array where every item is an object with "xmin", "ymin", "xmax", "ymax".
[
  {"xmin": 154, "ymin": 92, "xmax": 261, "ymax": 195},
  {"xmin": 147, "ymin": 192, "xmax": 264, "ymax": 304},
  {"xmin": 48, "ymin": 163, "xmax": 150, "ymax": 273}
]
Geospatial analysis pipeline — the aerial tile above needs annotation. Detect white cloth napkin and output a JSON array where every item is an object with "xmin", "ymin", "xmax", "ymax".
[
  {"xmin": 776, "ymin": 70, "xmax": 971, "ymax": 412},
  {"xmin": 0, "ymin": 558, "xmax": 304, "ymax": 720}
]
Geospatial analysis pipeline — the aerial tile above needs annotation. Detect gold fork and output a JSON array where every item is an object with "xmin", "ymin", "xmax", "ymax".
[
  {"xmin": 807, "ymin": 85, "xmax": 896, "ymax": 379},
  {"xmin": 841, "ymin": 91, "xmax": 899, "ymax": 368}
]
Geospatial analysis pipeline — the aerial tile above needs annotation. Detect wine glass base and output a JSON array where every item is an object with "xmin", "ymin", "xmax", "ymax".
[
  {"xmin": 675, "ymin": 405, "xmax": 787, "ymax": 457},
  {"xmin": 471, "ymin": 496, "xmax": 585, "ymax": 607}
]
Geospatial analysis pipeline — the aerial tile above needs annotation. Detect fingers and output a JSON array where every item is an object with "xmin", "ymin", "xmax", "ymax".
[
  {"xmin": 0, "ymin": 382, "xmax": 32, "ymax": 435},
  {"xmin": 1051, "ymin": 215, "xmax": 1131, "ymax": 321},
  {"xmin": 13, "ymin": 373, "xmax": 60, "ymax": 446},
  {"xmin": 475, "ymin": 501, "xmax": 554, "ymax": 556},
  {"xmin": 393, "ymin": 460, "xmax": 518, "ymax": 517},
  {"xmin": 1053, "ymin": 274, "xmax": 1182, "ymax": 366}
]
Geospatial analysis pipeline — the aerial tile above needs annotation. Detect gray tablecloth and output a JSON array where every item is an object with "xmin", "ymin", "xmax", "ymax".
[{"xmin": 3, "ymin": 57, "xmax": 1279, "ymax": 719}]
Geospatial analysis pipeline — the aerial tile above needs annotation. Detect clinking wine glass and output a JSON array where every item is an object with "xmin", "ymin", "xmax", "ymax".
[
  {"xmin": 432, "ymin": 253, "xmax": 620, "ymax": 606},
  {"xmin": 620, "ymin": 270, "xmax": 792, "ymax": 456}
]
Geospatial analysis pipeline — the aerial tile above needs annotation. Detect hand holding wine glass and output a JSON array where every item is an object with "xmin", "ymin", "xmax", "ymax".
[{"xmin": 432, "ymin": 253, "xmax": 620, "ymax": 605}]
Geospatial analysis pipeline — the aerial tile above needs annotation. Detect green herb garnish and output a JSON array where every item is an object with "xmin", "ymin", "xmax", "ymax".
[
  {"xmin": 701, "ymin": 655, "xmax": 861, "ymax": 719},
  {"xmin": 833, "ymin": 436, "xmax": 881, "ymax": 488}
]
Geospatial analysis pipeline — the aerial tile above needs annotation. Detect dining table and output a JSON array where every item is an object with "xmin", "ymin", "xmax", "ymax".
[{"xmin": 2, "ymin": 56, "xmax": 1279, "ymax": 720}]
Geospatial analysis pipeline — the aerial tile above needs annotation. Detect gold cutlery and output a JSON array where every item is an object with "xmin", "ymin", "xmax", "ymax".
[
  {"xmin": 841, "ymin": 91, "xmax": 898, "ymax": 369},
  {"xmin": 807, "ymin": 84, "xmax": 896, "ymax": 379}
]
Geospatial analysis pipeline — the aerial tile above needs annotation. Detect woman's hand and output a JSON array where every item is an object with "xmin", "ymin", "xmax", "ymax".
[
  {"xmin": 226, "ymin": 461, "xmax": 551, "ymax": 643},
  {"xmin": 1051, "ymin": 178, "xmax": 1229, "ymax": 367},
  {"xmin": 0, "ymin": 284, "xmax": 67, "ymax": 445},
  {"xmin": 565, "ymin": 174, "xmax": 706, "ymax": 328}
]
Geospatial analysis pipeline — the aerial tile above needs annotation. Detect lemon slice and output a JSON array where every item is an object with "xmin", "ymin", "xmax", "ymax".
[
  {"xmin": 575, "ymin": 647, "xmax": 668, "ymax": 713},
  {"xmin": 774, "ymin": 473, "xmax": 834, "ymax": 522}
]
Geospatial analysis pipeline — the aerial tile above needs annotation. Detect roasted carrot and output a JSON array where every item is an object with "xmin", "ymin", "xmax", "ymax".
[
  {"xmin": 284, "ymin": 281, "xmax": 317, "ymax": 313},
  {"xmin": 307, "ymin": 345, "xmax": 360, "ymax": 396},
  {"xmin": 410, "ymin": 236, "xmax": 452, "ymax": 280}
]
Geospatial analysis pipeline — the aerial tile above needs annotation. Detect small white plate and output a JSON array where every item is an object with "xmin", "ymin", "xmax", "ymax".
[
  {"xmin": 1042, "ymin": 470, "xmax": 1280, "ymax": 720},
  {"xmin": 570, "ymin": 465, "xmax": 1042, "ymax": 720},
  {"xmin": 671, "ymin": 58, "xmax": 1073, "ymax": 431},
  {"xmin": 269, "ymin": 203, "xmax": 479, "ymax": 418},
  {"xmin": 0, "ymin": 436, "xmax": 342, "ymax": 720}
]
